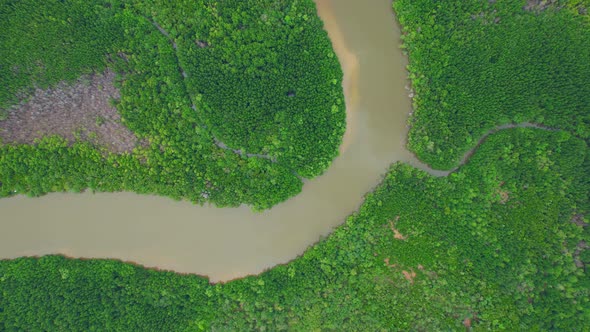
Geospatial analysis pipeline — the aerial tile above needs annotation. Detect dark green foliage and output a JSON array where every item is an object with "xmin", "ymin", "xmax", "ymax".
[
  {"xmin": 394, "ymin": 0, "xmax": 590, "ymax": 169},
  {"xmin": 146, "ymin": 0, "xmax": 346, "ymax": 176},
  {"xmin": 0, "ymin": 0, "xmax": 124, "ymax": 110},
  {"xmin": 0, "ymin": 256, "xmax": 213, "ymax": 331},
  {"xmin": 0, "ymin": 0, "xmax": 345, "ymax": 209},
  {"xmin": 1, "ymin": 129, "xmax": 588, "ymax": 330}
]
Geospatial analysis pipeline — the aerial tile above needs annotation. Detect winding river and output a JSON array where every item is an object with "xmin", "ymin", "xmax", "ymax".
[{"xmin": 0, "ymin": 0, "xmax": 473, "ymax": 282}]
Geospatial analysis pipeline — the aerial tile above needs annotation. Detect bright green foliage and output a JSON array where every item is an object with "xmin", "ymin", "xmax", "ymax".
[
  {"xmin": 139, "ymin": 0, "xmax": 345, "ymax": 176},
  {"xmin": 1, "ymin": 129, "xmax": 588, "ymax": 330},
  {"xmin": 394, "ymin": 0, "xmax": 590, "ymax": 169},
  {"xmin": 0, "ymin": 0, "xmax": 345, "ymax": 209},
  {"xmin": 0, "ymin": 0, "xmax": 124, "ymax": 111}
]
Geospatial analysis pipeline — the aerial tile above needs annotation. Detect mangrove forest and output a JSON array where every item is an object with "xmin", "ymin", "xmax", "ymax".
[{"xmin": 0, "ymin": 0, "xmax": 589, "ymax": 330}]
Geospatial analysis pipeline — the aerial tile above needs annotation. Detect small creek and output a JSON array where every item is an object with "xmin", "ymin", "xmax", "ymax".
[{"xmin": 0, "ymin": 0, "xmax": 549, "ymax": 282}]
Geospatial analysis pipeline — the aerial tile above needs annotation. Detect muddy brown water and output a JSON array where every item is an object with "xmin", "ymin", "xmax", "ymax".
[{"xmin": 0, "ymin": 0, "xmax": 438, "ymax": 282}]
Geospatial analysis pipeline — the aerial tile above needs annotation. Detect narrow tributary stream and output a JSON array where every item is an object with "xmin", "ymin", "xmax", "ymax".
[{"xmin": 0, "ymin": 0, "xmax": 552, "ymax": 282}]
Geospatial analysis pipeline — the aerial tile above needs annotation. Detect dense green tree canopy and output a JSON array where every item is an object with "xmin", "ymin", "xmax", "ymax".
[
  {"xmin": 395, "ymin": 0, "xmax": 590, "ymax": 169},
  {"xmin": 0, "ymin": 0, "xmax": 345, "ymax": 209}
]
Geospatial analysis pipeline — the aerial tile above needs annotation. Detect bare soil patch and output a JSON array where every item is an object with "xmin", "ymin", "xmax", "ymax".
[
  {"xmin": 0, "ymin": 69, "xmax": 138, "ymax": 154},
  {"xmin": 389, "ymin": 216, "xmax": 407, "ymax": 240},
  {"xmin": 402, "ymin": 269, "xmax": 416, "ymax": 284},
  {"xmin": 383, "ymin": 257, "xmax": 396, "ymax": 268},
  {"xmin": 463, "ymin": 317, "xmax": 472, "ymax": 329}
]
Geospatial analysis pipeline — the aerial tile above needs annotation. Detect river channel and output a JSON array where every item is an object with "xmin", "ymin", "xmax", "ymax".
[{"xmin": 0, "ymin": 0, "xmax": 435, "ymax": 282}]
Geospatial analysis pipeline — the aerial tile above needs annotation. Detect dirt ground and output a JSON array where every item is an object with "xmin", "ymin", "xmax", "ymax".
[{"xmin": 0, "ymin": 69, "xmax": 138, "ymax": 154}]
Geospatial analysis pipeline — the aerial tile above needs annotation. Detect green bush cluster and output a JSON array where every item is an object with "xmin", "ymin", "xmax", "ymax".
[
  {"xmin": 1, "ymin": 129, "xmax": 588, "ymax": 330},
  {"xmin": 0, "ymin": 0, "xmax": 345, "ymax": 209},
  {"xmin": 394, "ymin": 0, "xmax": 590, "ymax": 169},
  {"xmin": 0, "ymin": 0, "xmax": 123, "ymax": 111},
  {"xmin": 144, "ymin": 0, "xmax": 345, "ymax": 176}
]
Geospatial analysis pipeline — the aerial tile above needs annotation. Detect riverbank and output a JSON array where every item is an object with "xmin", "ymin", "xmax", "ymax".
[
  {"xmin": 0, "ymin": 0, "xmax": 568, "ymax": 284},
  {"xmin": 2, "ymin": 127, "xmax": 586, "ymax": 330},
  {"xmin": 315, "ymin": 0, "xmax": 359, "ymax": 154},
  {"xmin": 0, "ymin": 0, "xmax": 418, "ymax": 282}
]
